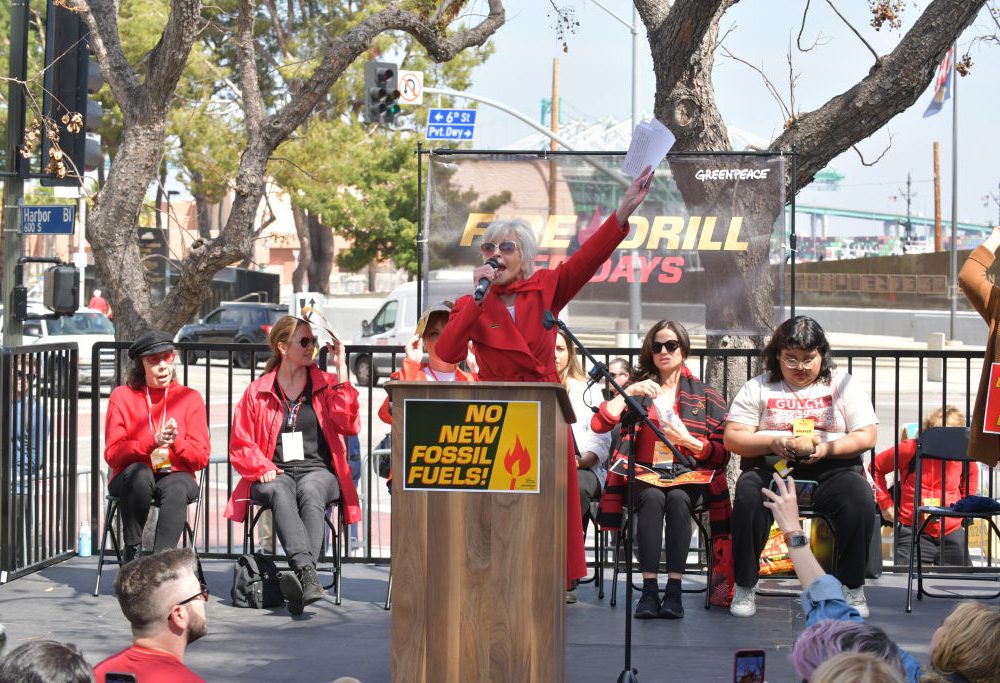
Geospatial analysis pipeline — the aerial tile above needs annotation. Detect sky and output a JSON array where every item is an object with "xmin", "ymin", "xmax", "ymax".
[{"xmin": 456, "ymin": 1, "xmax": 1000, "ymax": 237}]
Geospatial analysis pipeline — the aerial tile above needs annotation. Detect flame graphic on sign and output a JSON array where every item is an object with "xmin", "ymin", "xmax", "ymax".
[{"xmin": 503, "ymin": 436, "xmax": 531, "ymax": 489}]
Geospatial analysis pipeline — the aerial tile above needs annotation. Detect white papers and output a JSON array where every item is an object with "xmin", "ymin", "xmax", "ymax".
[{"xmin": 621, "ymin": 118, "xmax": 676, "ymax": 178}]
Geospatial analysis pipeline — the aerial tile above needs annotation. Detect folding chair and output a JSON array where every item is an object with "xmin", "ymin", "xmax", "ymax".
[
  {"xmin": 905, "ymin": 427, "xmax": 1000, "ymax": 612},
  {"xmin": 609, "ymin": 499, "xmax": 714, "ymax": 609},
  {"xmin": 242, "ymin": 497, "xmax": 344, "ymax": 605},
  {"xmin": 576, "ymin": 501, "xmax": 608, "ymax": 599},
  {"xmin": 94, "ymin": 468, "xmax": 207, "ymax": 596}
]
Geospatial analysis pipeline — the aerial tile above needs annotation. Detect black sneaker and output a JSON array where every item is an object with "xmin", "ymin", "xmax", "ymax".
[
  {"xmin": 123, "ymin": 544, "xmax": 142, "ymax": 565},
  {"xmin": 279, "ymin": 570, "xmax": 304, "ymax": 615},
  {"xmin": 298, "ymin": 564, "xmax": 325, "ymax": 606},
  {"xmin": 658, "ymin": 583, "xmax": 684, "ymax": 619},
  {"xmin": 634, "ymin": 586, "xmax": 660, "ymax": 619}
]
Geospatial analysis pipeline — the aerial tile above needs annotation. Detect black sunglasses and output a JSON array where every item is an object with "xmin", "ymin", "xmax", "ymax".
[
  {"xmin": 177, "ymin": 584, "xmax": 209, "ymax": 607},
  {"xmin": 651, "ymin": 340, "xmax": 682, "ymax": 354},
  {"xmin": 294, "ymin": 337, "xmax": 316, "ymax": 348},
  {"xmin": 479, "ymin": 240, "xmax": 518, "ymax": 256}
]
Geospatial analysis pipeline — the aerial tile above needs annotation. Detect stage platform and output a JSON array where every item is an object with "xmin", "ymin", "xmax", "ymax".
[{"xmin": 0, "ymin": 557, "xmax": 970, "ymax": 682}]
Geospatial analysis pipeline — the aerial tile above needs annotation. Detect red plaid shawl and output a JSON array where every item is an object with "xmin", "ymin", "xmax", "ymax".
[{"xmin": 595, "ymin": 365, "xmax": 732, "ymax": 540}]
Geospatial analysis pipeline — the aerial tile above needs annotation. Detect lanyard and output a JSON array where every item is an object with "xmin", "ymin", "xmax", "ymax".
[
  {"xmin": 782, "ymin": 380, "xmax": 817, "ymax": 406},
  {"xmin": 145, "ymin": 385, "xmax": 169, "ymax": 436},
  {"xmin": 275, "ymin": 380, "xmax": 305, "ymax": 431}
]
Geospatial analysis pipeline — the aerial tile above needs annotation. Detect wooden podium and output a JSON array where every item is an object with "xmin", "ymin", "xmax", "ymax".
[{"xmin": 390, "ymin": 381, "xmax": 573, "ymax": 683}]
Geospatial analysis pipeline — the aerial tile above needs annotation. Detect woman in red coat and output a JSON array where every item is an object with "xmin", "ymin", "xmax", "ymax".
[
  {"xmin": 104, "ymin": 331, "xmax": 210, "ymax": 564},
  {"xmin": 436, "ymin": 167, "xmax": 656, "ymax": 581},
  {"xmin": 225, "ymin": 316, "xmax": 361, "ymax": 614}
]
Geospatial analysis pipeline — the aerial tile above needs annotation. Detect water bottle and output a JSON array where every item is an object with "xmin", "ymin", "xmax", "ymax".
[{"xmin": 78, "ymin": 520, "xmax": 91, "ymax": 557}]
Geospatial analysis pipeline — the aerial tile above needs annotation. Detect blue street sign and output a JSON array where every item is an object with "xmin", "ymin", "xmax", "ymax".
[
  {"xmin": 426, "ymin": 108, "xmax": 476, "ymax": 141},
  {"xmin": 19, "ymin": 204, "xmax": 76, "ymax": 235}
]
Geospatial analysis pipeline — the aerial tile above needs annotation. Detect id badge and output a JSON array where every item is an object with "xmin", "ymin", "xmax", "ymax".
[
  {"xmin": 282, "ymin": 431, "xmax": 305, "ymax": 461},
  {"xmin": 653, "ymin": 439, "xmax": 674, "ymax": 467}
]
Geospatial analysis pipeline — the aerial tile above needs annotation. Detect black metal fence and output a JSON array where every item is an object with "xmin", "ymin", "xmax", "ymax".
[
  {"xmin": 0, "ymin": 343, "xmax": 78, "ymax": 580},
  {"xmin": 74, "ymin": 341, "xmax": 997, "ymax": 568}
]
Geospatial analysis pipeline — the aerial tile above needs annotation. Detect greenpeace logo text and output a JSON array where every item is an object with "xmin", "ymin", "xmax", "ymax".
[{"xmin": 694, "ymin": 168, "xmax": 771, "ymax": 181}]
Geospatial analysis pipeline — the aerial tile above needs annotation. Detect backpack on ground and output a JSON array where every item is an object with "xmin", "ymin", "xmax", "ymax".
[{"xmin": 231, "ymin": 552, "xmax": 284, "ymax": 608}]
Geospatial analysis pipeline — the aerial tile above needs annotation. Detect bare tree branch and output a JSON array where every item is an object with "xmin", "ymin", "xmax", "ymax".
[
  {"xmin": 796, "ymin": 0, "xmax": 830, "ymax": 52},
  {"xmin": 237, "ymin": 0, "xmax": 265, "ymax": 141},
  {"xmin": 824, "ymin": 0, "xmax": 880, "ymax": 64},
  {"xmin": 852, "ymin": 132, "xmax": 894, "ymax": 166},
  {"xmin": 720, "ymin": 47, "xmax": 791, "ymax": 122}
]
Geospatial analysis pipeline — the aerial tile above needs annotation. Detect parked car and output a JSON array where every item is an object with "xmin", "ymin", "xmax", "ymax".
[
  {"xmin": 351, "ymin": 279, "xmax": 471, "ymax": 385},
  {"xmin": 14, "ymin": 306, "xmax": 117, "ymax": 390},
  {"xmin": 175, "ymin": 301, "xmax": 286, "ymax": 368}
]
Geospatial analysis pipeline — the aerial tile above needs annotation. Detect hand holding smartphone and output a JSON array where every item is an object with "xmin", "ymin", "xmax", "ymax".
[{"xmin": 733, "ymin": 649, "xmax": 765, "ymax": 683}]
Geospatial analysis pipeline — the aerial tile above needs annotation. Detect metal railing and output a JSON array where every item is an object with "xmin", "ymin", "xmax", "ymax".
[
  {"xmin": 0, "ymin": 344, "xmax": 79, "ymax": 580},
  {"xmin": 68, "ymin": 341, "xmax": 999, "ymax": 571}
]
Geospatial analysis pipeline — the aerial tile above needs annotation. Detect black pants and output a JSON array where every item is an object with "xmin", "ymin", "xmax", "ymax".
[
  {"xmin": 578, "ymin": 468, "xmax": 601, "ymax": 532},
  {"xmin": 895, "ymin": 524, "xmax": 969, "ymax": 567},
  {"xmin": 635, "ymin": 485, "xmax": 701, "ymax": 575},
  {"xmin": 732, "ymin": 466, "xmax": 873, "ymax": 589},
  {"xmin": 108, "ymin": 463, "xmax": 199, "ymax": 550},
  {"xmin": 251, "ymin": 468, "xmax": 340, "ymax": 571}
]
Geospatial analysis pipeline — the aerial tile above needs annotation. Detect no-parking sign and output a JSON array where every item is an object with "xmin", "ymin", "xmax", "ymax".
[{"xmin": 398, "ymin": 70, "xmax": 423, "ymax": 105}]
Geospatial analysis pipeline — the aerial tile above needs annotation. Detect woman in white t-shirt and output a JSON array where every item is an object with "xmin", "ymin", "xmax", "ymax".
[{"xmin": 723, "ymin": 316, "xmax": 878, "ymax": 619}]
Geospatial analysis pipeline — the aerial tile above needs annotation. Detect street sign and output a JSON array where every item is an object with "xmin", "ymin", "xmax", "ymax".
[
  {"xmin": 398, "ymin": 69, "xmax": 423, "ymax": 105},
  {"xmin": 426, "ymin": 108, "xmax": 476, "ymax": 141},
  {"xmin": 19, "ymin": 204, "xmax": 76, "ymax": 234}
]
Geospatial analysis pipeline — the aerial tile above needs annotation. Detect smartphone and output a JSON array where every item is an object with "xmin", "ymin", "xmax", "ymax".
[
  {"xmin": 769, "ymin": 478, "xmax": 818, "ymax": 507},
  {"xmin": 105, "ymin": 674, "xmax": 138, "ymax": 683},
  {"xmin": 733, "ymin": 649, "xmax": 766, "ymax": 683}
]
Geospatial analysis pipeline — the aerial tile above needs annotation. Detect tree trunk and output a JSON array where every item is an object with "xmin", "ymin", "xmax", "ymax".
[
  {"xmin": 291, "ymin": 205, "xmax": 310, "ymax": 292},
  {"xmin": 307, "ymin": 213, "xmax": 333, "ymax": 294},
  {"xmin": 191, "ymin": 170, "xmax": 213, "ymax": 239}
]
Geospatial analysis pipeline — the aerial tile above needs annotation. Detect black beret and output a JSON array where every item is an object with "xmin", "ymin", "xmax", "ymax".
[{"xmin": 128, "ymin": 330, "xmax": 176, "ymax": 360}]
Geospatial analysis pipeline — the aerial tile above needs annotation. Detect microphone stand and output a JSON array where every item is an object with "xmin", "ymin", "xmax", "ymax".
[{"xmin": 543, "ymin": 312, "xmax": 695, "ymax": 683}]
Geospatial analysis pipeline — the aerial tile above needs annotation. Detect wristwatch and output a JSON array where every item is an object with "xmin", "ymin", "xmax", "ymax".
[{"xmin": 783, "ymin": 530, "xmax": 808, "ymax": 549}]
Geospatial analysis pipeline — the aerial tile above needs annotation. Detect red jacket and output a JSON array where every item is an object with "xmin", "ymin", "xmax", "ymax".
[
  {"xmin": 224, "ymin": 366, "xmax": 362, "ymax": 524},
  {"xmin": 872, "ymin": 438, "xmax": 977, "ymax": 537},
  {"xmin": 377, "ymin": 358, "xmax": 476, "ymax": 425},
  {"xmin": 104, "ymin": 383, "xmax": 210, "ymax": 482}
]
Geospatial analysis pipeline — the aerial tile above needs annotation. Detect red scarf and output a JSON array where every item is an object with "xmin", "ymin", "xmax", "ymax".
[{"xmin": 491, "ymin": 275, "xmax": 543, "ymax": 297}]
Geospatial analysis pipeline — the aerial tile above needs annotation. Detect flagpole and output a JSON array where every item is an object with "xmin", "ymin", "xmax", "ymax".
[{"xmin": 949, "ymin": 41, "xmax": 958, "ymax": 340}]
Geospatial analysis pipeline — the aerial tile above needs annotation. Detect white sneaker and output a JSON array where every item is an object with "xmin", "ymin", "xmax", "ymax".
[
  {"xmin": 730, "ymin": 585, "xmax": 757, "ymax": 617},
  {"xmin": 843, "ymin": 585, "xmax": 870, "ymax": 618}
]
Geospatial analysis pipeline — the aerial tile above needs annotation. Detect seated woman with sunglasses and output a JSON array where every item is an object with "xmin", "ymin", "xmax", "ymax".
[
  {"xmin": 225, "ymin": 316, "xmax": 362, "ymax": 614},
  {"xmin": 104, "ymin": 331, "xmax": 210, "ymax": 564},
  {"xmin": 592, "ymin": 321, "xmax": 731, "ymax": 619},
  {"xmin": 723, "ymin": 316, "xmax": 878, "ymax": 619},
  {"xmin": 435, "ymin": 167, "xmax": 656, "ymax": 584}
]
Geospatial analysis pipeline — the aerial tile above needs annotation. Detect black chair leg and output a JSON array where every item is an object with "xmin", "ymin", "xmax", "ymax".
[
  {"xmin": 93, "ymin": 499, "xmax": 120, "ymax": 597},
  {"xmin": 384, "ymin": 564, "xmax": 392, "ymax": 610}
]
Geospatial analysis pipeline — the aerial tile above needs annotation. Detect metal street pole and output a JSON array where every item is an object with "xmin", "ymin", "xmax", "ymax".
[
  {"xmin": 2, "ymin": 0, "xmax": 30, "ymax": 347},
  {"xmin": 948, "ymin": 43, "xmax": 958, "ymax": 341}
]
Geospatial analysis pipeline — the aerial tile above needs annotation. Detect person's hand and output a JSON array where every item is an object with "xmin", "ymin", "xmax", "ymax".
[
  {"xmin": 615, "ymin": 165, "xmax": 655, "ymax": 224},
  {"xmin": 404, "ymin": 336, "xmax": 424, "ymax": 363},
  {"xmin": 770, "ymin": 435, "xmax": 797, "ymax": 458},
  {"xmin": 761, "ymin": 472, "xmax": 801, "ymax": 534},
  {"xmin": 465, "ymin": 341, "xmax": 479, "ymax": 375},
  {"xmin": 156, "ymin": 418, "xmax": 177, "ymax": 446},
  {"xmin": 259, "ymin": 468, "xmax": 283, "ymax": 483},
  {"xmin": 984, "ymin": 225, "xmax": 1000, "ymax": 252},
  {"xmin": 662, "ymin": 422, "xmax": 703, "ymax": 454},
  {"xmin": 624, "ymin": 378, "xmax": 660, "ymax": 399},
  {"xmin": 472, "ymin": 261, "xmax": 499, "ymax": 301},
  {"xmin": 325, "ymin": 339, "xmax": 348, "ymax": 381},
  {"xmin": 880, "ymin": 505, "xmax": 895, "ymax": 523},
  {"xmin": 798, "ymin": 440, "xmax": 829, "ymax": 465}
]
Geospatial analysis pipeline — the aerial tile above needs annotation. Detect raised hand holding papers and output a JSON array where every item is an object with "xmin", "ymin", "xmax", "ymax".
[{"xmin": 621, "ymin": 118, "xmax": 676, "ymax": 178}]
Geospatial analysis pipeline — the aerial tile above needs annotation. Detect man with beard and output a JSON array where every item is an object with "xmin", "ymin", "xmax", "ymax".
[{"xmin": 94, "ymin": 549, "xmax": 208, "ymax": 682}]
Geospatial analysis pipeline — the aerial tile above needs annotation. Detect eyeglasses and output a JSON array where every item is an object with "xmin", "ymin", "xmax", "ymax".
[
  {"xmin": 651, "ymin": 340, "xmax": 682, "ymax": 354},
  {"xmin": 176, "ymin": 584, "xmax": 209, "ymax": 607},
  {"xmin": 479, "ymin": 240, "xmax": 518, "ymax": 256},
  {"xmin": 294, "ymin": 337, "xmax": 316, "ymax": 348},
  {"xmin": 143, "ymin": 351, "xmax": 176, "ymax": 365},
  {"xmin": 779, "ymin": 354, "xmax": 820, "ymax": 370}
]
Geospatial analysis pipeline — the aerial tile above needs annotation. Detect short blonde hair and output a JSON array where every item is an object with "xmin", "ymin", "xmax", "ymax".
[
  {"xmin": 813, "ymin": 652, "xmax": 904, "ymax": 683},
  {"xmin": 923, "ymin": 601, "xmax": 1000, "ymax": 683},
  {"xmin": 923, "ymin": 405, "xmax": 965, "ymax": 431}
]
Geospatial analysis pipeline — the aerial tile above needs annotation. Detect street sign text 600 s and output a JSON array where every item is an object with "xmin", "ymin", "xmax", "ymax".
[{"xmin": 20, "ymin": 204, "xmax": 76, "ymax": 234}]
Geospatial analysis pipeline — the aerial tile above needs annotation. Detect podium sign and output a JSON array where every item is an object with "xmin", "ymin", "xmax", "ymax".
[
  {"xmin": 402, "ymin": 399, "xmax": 541, "ymax": 492},
  {"xmin": 391, "ymin": 382, "xmax": 571, "ymax": 683}
]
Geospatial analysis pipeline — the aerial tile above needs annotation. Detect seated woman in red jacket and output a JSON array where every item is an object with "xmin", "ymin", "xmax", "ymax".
[
  {"xmin": 225, "ymin": 316, "xmax": 361, "ymax": 614},
  {"xmin": 104, "ymin": 331, "xmax": 210, "ymax": 564},
  {"xmin": 592, "ymin": 320, "xmax": 730, "ymax": 619},
  {"xmin": 872, "ymin": 406, "xmax": 976, "ymax": 567}
]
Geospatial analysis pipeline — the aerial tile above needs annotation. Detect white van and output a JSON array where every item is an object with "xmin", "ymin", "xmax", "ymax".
[{"xmin": 351, "ymin": 278, "xmax": 471, "ymax": 385}]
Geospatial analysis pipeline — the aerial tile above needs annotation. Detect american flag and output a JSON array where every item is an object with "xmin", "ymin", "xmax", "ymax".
[{"xmin": 923, "ymin": 48, "xmax": 953, "ymax": 118}]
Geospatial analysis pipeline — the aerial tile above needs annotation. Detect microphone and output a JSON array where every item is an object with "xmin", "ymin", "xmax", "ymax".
[
  {"xmin": 542, "ymin": 310, "xmax": 557, "ymax": 330},
  {"xmin": 474, "ymin": 257, "xmax": 500, "ymax": 303}
]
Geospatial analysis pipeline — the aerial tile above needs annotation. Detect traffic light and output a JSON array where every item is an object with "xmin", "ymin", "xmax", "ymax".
[
  {"xmin": 40, "ymin": 0, "xmax": 103, "ymax": 186},
  {"xmin": 364, "ymin": 61, "xmax": 401, "ymax": 125}
]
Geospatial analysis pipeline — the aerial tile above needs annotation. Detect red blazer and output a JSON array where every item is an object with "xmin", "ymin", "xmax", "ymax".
[
  {"xmin": 872, "ymin": 438, "xmax": 977, "ymax": 537},
  {"xmin": 224, "ymin": 366, "xmax": 362, "ymax": 524},
  {"xmin": 435, "ymin": 214, "xmax": 629, "ymax": 381},
  {"xmin": 104, "ymin": 382, "xmax": 210, "ymax": 482}
]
